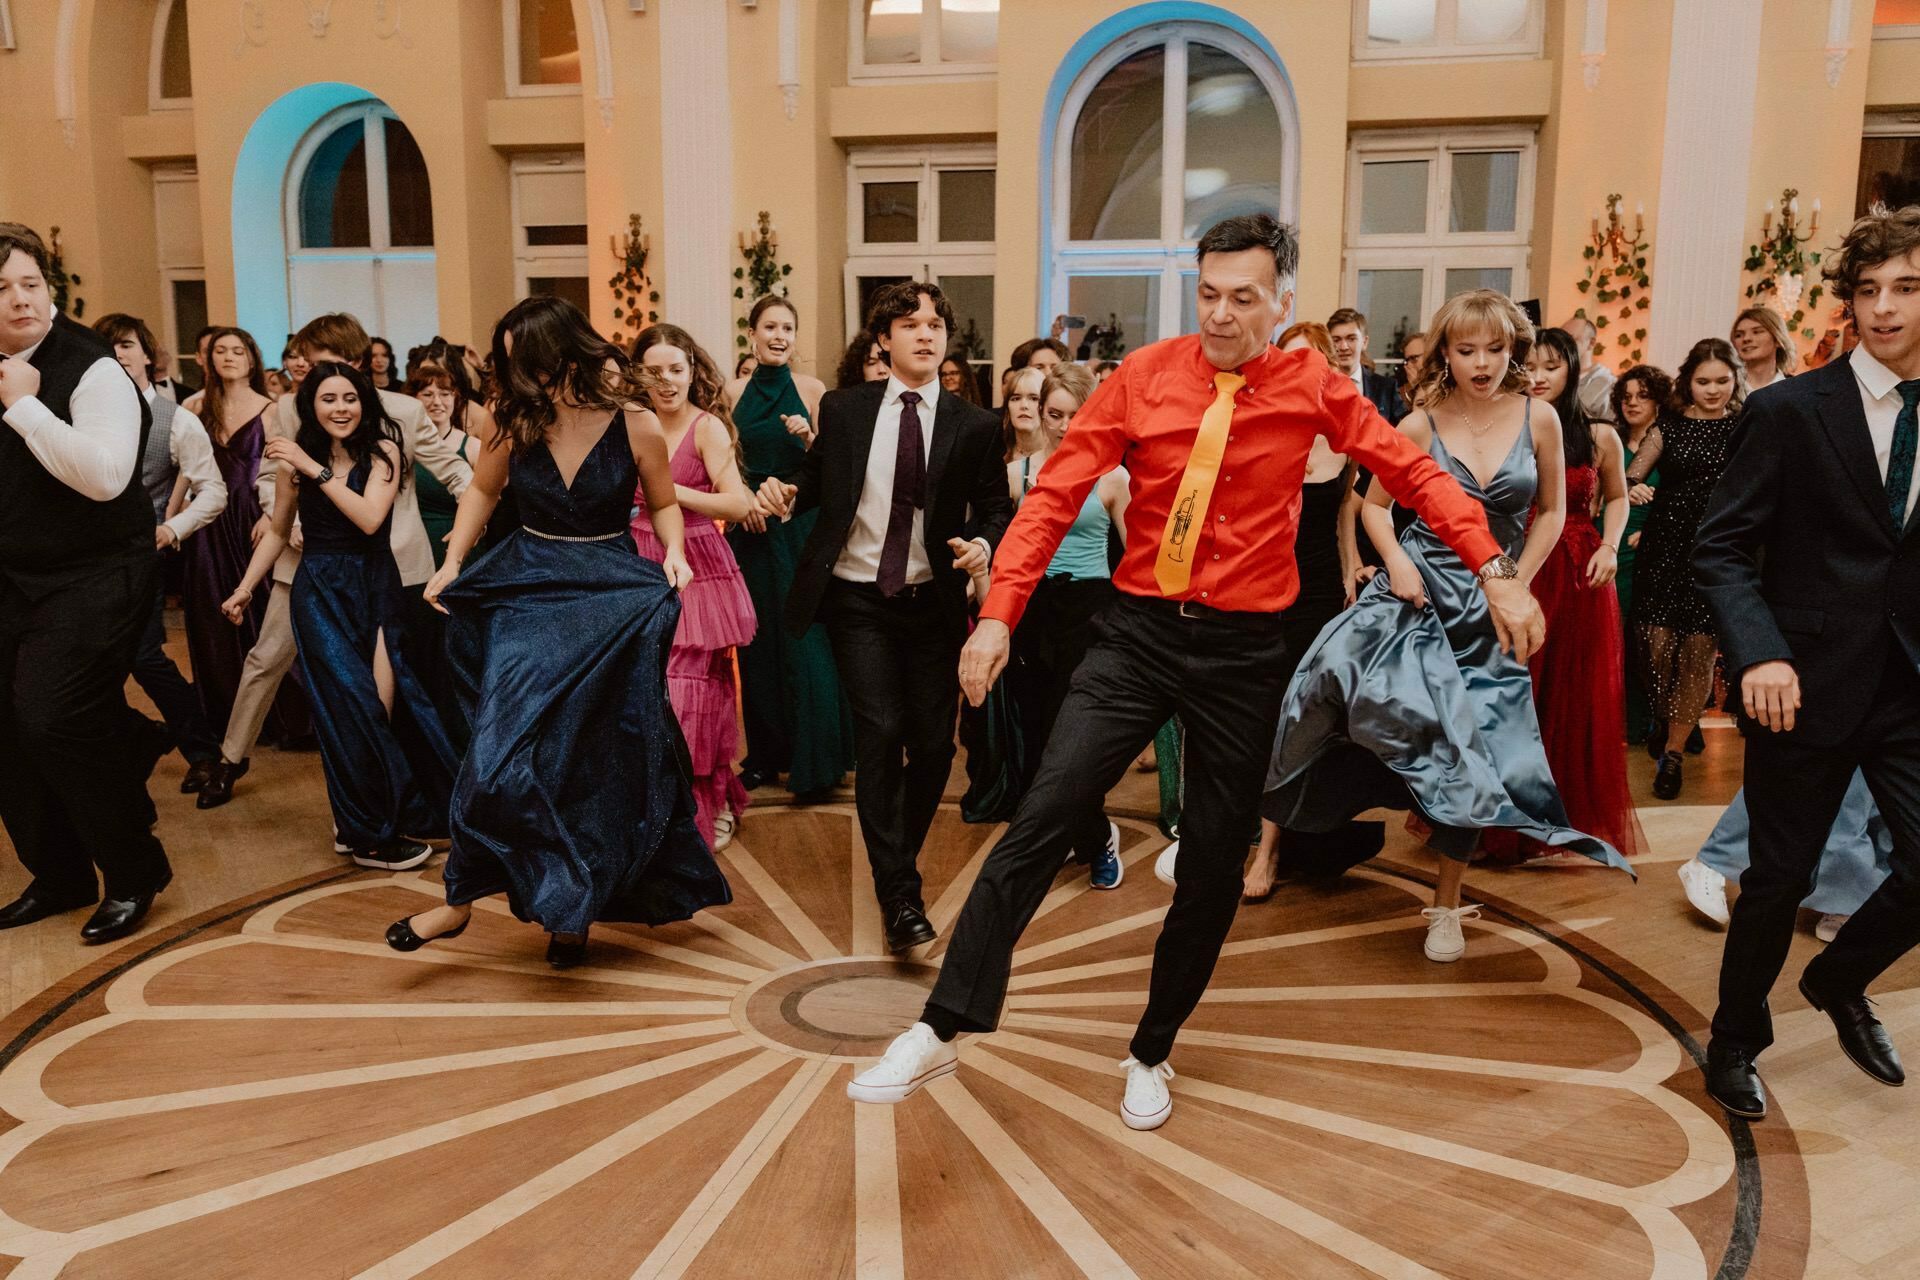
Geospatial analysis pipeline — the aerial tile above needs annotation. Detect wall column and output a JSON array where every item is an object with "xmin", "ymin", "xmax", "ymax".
[
  {"xmin": 1647, "ymin": 0, "xmax": 1763, "ymax": 368},
  {"xmin": 659, "ymin": 0, "xmax": 735, "ymax": 358}
]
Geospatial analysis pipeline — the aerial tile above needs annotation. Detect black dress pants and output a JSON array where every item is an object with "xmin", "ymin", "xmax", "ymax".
[
  {"xmin": 130, "ymin": 560, "xmax": 218, "ymax": 765},
  {"xmin": 1712, "ymin": 646, "xmax": 1920, "ymax": 1052},
  {"xmin": 0, "ymin": 562, "xmax": 172, "ymax": 903},
  {"xmin": 826, "ymin": 579, "xmax": 965, "ymax": 910},
  {"xmin": 928, "ymin": 593, "xmax": 1289, "ymax": 1065},
  {"xmin": 1009, "ymin": 575, "xmax": 1118, "ymax": 860}
]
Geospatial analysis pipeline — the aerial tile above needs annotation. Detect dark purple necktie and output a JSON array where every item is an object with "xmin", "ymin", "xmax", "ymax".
[{"xmin": 876, "ymin": 390, "xmax": 925, "ymax": 597}]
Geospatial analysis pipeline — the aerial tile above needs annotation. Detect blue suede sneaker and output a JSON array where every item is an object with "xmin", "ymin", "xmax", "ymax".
[{"xmin": 1089, "ymin": 821, "xmax": 1123, "ymax": 890}]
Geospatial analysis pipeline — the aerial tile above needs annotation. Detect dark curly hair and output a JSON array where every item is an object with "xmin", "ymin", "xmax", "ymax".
[
  {"xmin": 835, "ymin": 331, "xmax": 884, "ymax": 389},
  {"xmin": 1610, "ymin": 363, "xmax": 1674, "ymax": 427},
  {"xmin": 864, "ymin": 281, "xmax": 958, "ymax": 348},
  {"xmin": 1821, "ymin": 203, "xmax": 1920, "ymax": 303},
  {"xmin": 487, "ymin": 296, "xmax": 662, "ymax": 455},
  {"xmin": 295, "ymin": 361, "xmax": 405, "ymax": 489}
]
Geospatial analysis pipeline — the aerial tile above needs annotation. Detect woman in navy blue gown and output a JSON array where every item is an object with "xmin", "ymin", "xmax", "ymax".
[
  {"xmin": 388, "ymin": 298, "xmax": 730, "ymax": 969},
  {"xmin": 222, "ymin": 362, "xmax": 456, "ymax": 869}
]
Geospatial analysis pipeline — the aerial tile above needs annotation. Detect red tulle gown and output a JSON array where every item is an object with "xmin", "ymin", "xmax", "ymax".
[
  {"xmin": 631, "ymin": 416, "xmax": 758, "ymax": 844},
  {"xmin": 1486, "ymin": 464, "xmax": 1643, "ymax": 863}
]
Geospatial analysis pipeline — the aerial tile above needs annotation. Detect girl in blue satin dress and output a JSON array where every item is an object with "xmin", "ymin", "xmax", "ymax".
[
  {"xmin": 1265, "ymin": 292, "xmax": 1632, "ymax": 965},
  {"xmin": 222, "ymin": 362, "xmax": 457, "ymax": 869},
  {"xmin": 387, "ymin": 298, "xmax": 730, "ymax": 970}
]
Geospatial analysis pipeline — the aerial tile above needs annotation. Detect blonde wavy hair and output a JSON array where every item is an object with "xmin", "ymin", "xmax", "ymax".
[
  {"xmin": 1404, "ymin": 289, "xmax": 1536, "ymax": 409},
  {"xmin": 1730, "ymin": 306, "xmax": 1798, "ymax": 375}
]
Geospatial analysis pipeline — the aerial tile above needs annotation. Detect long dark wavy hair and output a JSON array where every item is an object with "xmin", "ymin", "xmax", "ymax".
[
  {"xmin": 631, "ymin": 322, "xmax": 744, "ymax": 479},
  {"xmin": 835, "ymin": 331, "xmax": 882, "ymax": 390},
  {"xmin": 487, "ymin": 296, "xmax": 661, "ymax": 455},
  {"xmin": 1532, "ymin": 327, "xmax": 1594, "ymax": 469},
  {"xmin": 294, "ymin": 361, "xmax": 405, "ymax": 489},
  {"xmin": 200, "ymin": 326, "xmax": 269, "ymax": 444}
]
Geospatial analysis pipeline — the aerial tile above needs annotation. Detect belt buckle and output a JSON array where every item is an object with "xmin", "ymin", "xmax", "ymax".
[{"xmin": 1178, "ymin": 599, "xmax": 1201, "ymax": 619}]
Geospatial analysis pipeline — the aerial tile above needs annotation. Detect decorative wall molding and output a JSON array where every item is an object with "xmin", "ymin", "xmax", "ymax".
[
  {"xmin": 778, "ymin": 0, "xmax": 799, "ymax": 120},
  {"xmin": 239, "ymin": 1, "xmax": 270, "ymax": 53},
  {"xmin": 303, "ymin": 0, "xmax": 334, "ymax": 38},
  {"xmin": 1648, "ymin": 0, "xmax": 1763, "ymax": 369},
  {"xmin": 0, "ymin": 0, "xmax": 18, "ymax": 53},
  {"xmin": 1824, "ymin": 0, "xmax": 1852, "ymax": 87},
  {"xmin": 1581, "ymin": 0, "xmax": 1607, "ymax": 91},
  {"xmin": 53, "ymin": 0, "xmax": 77, "ymax": 145},
  {"xmin": 659, "ymin": 0, "xmax": 735, "ymax": 358},
  {"xmin": 373, "ymin": 0, "xmax": 410, "ymax": 47},
  {"xmin": 589, "ymin": 0, "xmax": 616, "ymax": 128}
]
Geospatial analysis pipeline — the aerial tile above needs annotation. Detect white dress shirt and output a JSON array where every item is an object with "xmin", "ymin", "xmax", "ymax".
[
  {"xmin": 836, "ymin": 374, "xmax": 942, "ymax": 585},
  {"xmin": 2, "ymin": 337, "xmax": 141, "ymax": 500},
  {"xmin": 1852, "ymin": 346, "xmax": 1920, "ymax": 526},
  {"xmin": 1577, "ymin": 363, "xmax": 1618, "ymax": 424},
  {"xmin": 143, "ymin": 385, "xmax": 227, "ymax": 542}
]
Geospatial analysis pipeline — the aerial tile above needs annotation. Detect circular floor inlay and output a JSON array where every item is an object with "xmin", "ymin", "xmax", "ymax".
[{"xmin": 736, "ymin": 957, "xmax": 939, "ymax": 1058}]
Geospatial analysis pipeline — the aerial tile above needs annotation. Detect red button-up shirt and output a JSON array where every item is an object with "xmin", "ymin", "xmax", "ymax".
[{"xmin": 980, "ymin": 336, "xmax": 1504, "ymax": 629}]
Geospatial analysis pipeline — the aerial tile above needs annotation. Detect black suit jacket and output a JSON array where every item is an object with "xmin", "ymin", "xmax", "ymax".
[
  {"xmin": 779, "ymin": 379, "xmax": 1014, "ymax": 636},
  {"xmin": 1360, "ymin": 368, "xmax": 1408, "ymax": 425},
  {"xmin": 1693, "ymin": 355, "xmax": 1920, "ymax": 746}
]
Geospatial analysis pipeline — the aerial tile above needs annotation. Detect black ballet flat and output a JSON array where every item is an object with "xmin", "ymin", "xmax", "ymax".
[
  {"xmin": 547, "ymin": 932, "xmax": 588, "ymax": 970},
  {"xmin": 386, "ymin": 914, "xmax": 469, "ymax": 952}
]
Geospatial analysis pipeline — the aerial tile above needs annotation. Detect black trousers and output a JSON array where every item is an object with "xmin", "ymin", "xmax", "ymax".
[
  {"xmin": 1009, "ymin": 575, "xmax": 1117, "ymax": 860},
  {"xmin": 826, "ymin": 579, "xmax": 965, "ymax": 909},
  {"xmin": 0, "ymin": 562, "xmax": 172, "ymax": 902},
  {"xmin": 928, "ymin": 593, "xmax": 1289, "ymax": 1065},
  {"xmin": 1712, "ymin": 646, "xmax": 1920, "ymax": 1051},
  {"xmin": 130, "ymin": 559, "xmax": 218, "ymax": 765}
]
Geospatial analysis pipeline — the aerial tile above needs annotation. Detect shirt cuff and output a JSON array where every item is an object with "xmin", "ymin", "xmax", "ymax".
[
  {"xmin": 1460, "ymin": 531, "xmax": 1504, "ymax": 574},
  {"xmin": 2, "ymin": 395, "xmax": 54, "ymax": 439},
  {"xmin": 163, "ymin": 515, "xmax": 194, "ymax": 543},
  {"xmin": 978, "ymin": 586, "xmax": 1028, "ymax": 630}
]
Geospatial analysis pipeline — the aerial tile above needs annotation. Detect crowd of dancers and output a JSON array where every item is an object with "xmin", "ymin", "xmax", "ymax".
[{"xmin": 0, "ymin": 200, "xmax": 1915, "ymax": 1131}]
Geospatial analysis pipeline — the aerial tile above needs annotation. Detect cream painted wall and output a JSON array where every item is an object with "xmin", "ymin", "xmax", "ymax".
[{"xmin": 588, "ymin": 2, "xmax": 664, "ymax": 345}]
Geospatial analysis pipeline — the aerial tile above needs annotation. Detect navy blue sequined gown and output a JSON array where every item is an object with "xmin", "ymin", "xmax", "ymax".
[
  {"xmin": 291, "ymin": 455, "xmax": 457, "ymax": 851},
  {"xmin": 437, "ymin": 415, "xmax": 731, "ymax": 933}
]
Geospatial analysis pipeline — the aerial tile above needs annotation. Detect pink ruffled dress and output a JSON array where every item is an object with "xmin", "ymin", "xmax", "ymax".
[{"xmin": 631, "ymin": 415, "xmax": 758, "ymax": 842}]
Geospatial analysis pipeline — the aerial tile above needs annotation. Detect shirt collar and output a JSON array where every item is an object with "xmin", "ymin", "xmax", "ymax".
[
  {"xmin": 9, "ymin": 337, "xmax": 45, "ymax": 364},
  {"xmin": 1194, "ymin": 338, "xmax": 1283, "ymax": 388},
  {"xmin": 142, "ymin": 384, "xmax": 157, "ymax": 404},
  {"xmin": 1850, "ymin": 345, "xmax": 1904, "ymax": 400},
  {"xmin": 885, "ymin": 372, "xmax": 939, "ymax": 413}
]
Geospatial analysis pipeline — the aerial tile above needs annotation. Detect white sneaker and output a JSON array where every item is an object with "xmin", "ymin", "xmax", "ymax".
[
  {"xmin": 1153, "ymin": 840, "xmax": 1180, "ymax": 887},
  {"xmin": 1677, "ymin": 859, "xmax": 1730, "ymax": 927},
  {"xmin": 1119, "ymin": 1056, "xmax": 1175, "ymax": 1130},
  {"xmin": 711, "ymin": 810, "xmax": 737, "ymax": 853},
  {"xmin": 1420, "ymin": 905, "xmax": 1480, "ymax": 963},
  {"xmin": 1815, "ymin": 913, "xmax": 1848, "ymax": 944},
  {"xmin": 846, "ymin": 1023, "xmax": 957, "ymax": 1104}
]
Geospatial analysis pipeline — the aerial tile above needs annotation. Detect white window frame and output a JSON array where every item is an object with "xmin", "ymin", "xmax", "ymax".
[
  {"xmin": 1342, "ymin": 127, "xmax": 1535, "ymax": 345},
  {"xmin": 511, "ymin": 151, "xmax": 590, "ymax": 302},
  {"xmin": 505, "ymin": 0, "xmax": 583, "ymax": 98},
  {"xmin": 160, "ymin": 270, "xmax": 207, "ymax": 368},
  {"xmin": 1047, "ymin": 20, "xmax": 1299, "ymax": 346},
  {"xmin": 848, "ymin": 0, "xmax": 997, "ymax": 83},
  {"xmin": 1351, "ymin": 0, "xmax": 1543, "ymax": 64},
  {"xmin": 844, "ymin": 145, "xmax": 996, "ymax": 365},
  {"xmin": 148, "ymin": 0, "xmax": 191, "ymax": 111},
  {"xmin": 284, "ymin": 102, "xmax": 435, "ymax": 266}
]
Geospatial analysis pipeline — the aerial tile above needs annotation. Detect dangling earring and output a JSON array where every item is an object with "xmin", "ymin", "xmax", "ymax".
[{"xmin": 1442, "ymin": 363, "xmax": 1454, "ymax": 387}]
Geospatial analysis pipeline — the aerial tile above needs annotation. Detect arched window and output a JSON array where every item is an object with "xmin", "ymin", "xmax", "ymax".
[
  {"xmin": 149, "ymin": 0, "xmax": 193, "ymax": 109},
  {"xmin": 284, "ymin": 103, "xmax": 438, "ymax": 347},
  {"xmin": 508, "ymin": 0, "xmax": 582, "ymax": 94},
  {"xmin": 1048, "ymin": 22, "xmax": 1298, "ymax": 358}
]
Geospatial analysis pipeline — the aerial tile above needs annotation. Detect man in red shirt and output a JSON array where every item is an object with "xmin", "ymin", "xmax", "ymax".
[{"xmin": 847, "ymin": 215, "xmax": 1543, "ymax": 1130}]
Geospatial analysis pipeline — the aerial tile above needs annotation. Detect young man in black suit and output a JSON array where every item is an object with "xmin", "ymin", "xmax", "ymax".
[
  {"xmin": 758, "ymin": 281, "xmax": 1013, "ymax": 952},
  {"xmin": 1328, "ymin": 307, "xmax": 1408, "ymax": 424},
  {"xmin": 1695, "ymin": 204, "xmax": 1920, "ymax": 1118}
]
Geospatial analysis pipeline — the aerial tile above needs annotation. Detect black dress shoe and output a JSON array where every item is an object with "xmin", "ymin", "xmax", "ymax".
[
  {"xmin": 180, "ymin": 757, "xmax": 219, "ymax": 794},
  {"xmin": 1685, "ymin": 725, "xmax": 1707, "ymax": 755},
  {"xmin": 386, "ymin": 912, "xmax": 470, "ymax": 952},
  {"xmin": 882, "ymin": 901, "xmax": 936, "ymax": 954},
  {"xmin": 1652, "ymin": 751, "xmax": 1684, "ymax": 800},
  {"xmin": 547, "ymin": 932, "xmax": 589, "ymax": 969},
  {"xmin": 0, "ymin": 889, "xmax": 96, "ymax": 930},
  {"xmin": 79, "ymin": 872, "xmax": 171, "ymax": 945},
  {"xmin": 1800, "ymin": 973, "xmax": 1905, "ymax": 1086},
  {"xmin": 737, "ymin": 768, "xmax": 778, "ymax": 792},
  {"xmin": 195, "ymin": 757, "xmax": 250, "ymax": 810},
  {"xmin": 1704, "ymin": 1042, "xmax": 1767, "ymax": 1119}
]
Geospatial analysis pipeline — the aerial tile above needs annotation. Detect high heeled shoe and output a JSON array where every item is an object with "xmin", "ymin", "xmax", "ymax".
[
  {"xmin": 547, "ymin": 932, "xmax": 588, "ymax": 969},
  {"xmin": 386, "ymin": 912, "xmax": 470, "ymax": 952}
]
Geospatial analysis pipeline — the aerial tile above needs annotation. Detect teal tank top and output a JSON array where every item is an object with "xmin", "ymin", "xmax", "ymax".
[{"xmin": 1022, "ymin": 454, "xmax": 1112, "ymax": 581}]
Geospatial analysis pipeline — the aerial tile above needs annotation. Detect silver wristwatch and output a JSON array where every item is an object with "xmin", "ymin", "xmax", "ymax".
[{"xmin": 1477, "ymin": 554, "xmax": 1519, "ymax": 582}]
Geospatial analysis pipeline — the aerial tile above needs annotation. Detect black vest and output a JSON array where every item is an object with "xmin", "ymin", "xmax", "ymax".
[{"xmin": 0, "ymin": 315, "xmax": 153, "ymax": 596}]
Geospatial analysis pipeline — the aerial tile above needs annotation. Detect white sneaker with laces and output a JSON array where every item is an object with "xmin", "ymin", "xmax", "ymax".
[
  {"xmin": 1119, "ymin": 1056, "xmax": 1175, "ymax": 1130},
  {"xmin": 1153, "ymin": 840, "xmax": 1180, "ymax": 887},
  {"xmin": 846, "ymin": 1023, "xmax": 957, "ymax": 1104},
  {"xmin": 712, "ymin": 810, "xmax": 737, "ymax": 853},
  {"xmin": 1815, "ymin": 913, "xmax": 1848, "ymax": 944},
  {"xmin": 1677, "ymin": 858, "xmax": 1730, "ymax": 927},
  {"xmin": 1420, "ymin": 905, "xmax": 1480, "ymax": 963}
]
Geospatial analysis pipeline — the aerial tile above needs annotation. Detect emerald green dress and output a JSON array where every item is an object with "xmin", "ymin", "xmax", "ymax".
[
  {"xmin": 1618, "ymin": 438, "xmax": 1660, "ymax": 742},
  {"xmin": 727, "ymin": 363, "xmax": 853, "ymax": 795}
]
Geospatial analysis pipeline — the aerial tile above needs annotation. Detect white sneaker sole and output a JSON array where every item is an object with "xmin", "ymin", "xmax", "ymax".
[
  {"xmin": 1678, "ymin": 865, "xmax": 1730, "ymax": 928},
  {"xmin": 1153, "ymin": 842, "xmax": 1179, "ymax": 887},
  {"xmin": 1424, "ymin": 939, "xmax": 1465, "ymax": 964},
  {"xmin": 846, "ymin": 1057, "xmax": 956, "ymax": 1105},
  {"xmin": 352, "ymin": 847, "xmax": 432, "ymax": 872},
  {"xmin": 1121, "ymin": 1098, "xmax": 1172, "ymax": 1130}
]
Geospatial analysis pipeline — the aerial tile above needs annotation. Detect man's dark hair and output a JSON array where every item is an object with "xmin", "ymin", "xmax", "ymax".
[
  {"xmin": 91, "ymin": 313, "xmax": 160, "ymax": 368},
  {"xmin": 865, "ymin": 280, "xmax": 958, "ymax": 344},
  {"xmin": 0, "ymin": 223, "xmax": 54, "ymax": 280},
  {"xmin": 1822, "ymin": 203, "xmax": 1920, "ymax": 302},
  {"xmin": 1195, "ymin": 214, "xmax": 1299, "ymax": 287},
  {"xmin": 1009, "ymin": 336, "xmax": 1070, "ymax": 369}
]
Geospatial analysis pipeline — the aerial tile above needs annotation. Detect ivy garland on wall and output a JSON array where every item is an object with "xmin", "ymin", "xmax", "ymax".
[
  {"xmin": 733, "ymin": 211, "xmax": 792, "ymax": 352},
  {"xmin": 47, "ymin": 226, "xmax": 85, "ymax": 320},
  {"xmin": 607, "ymin": 214, "xmax": 660, "ymax": 341},
  {"xmin": 1571, "ymin": 194, "xmax": 1649, "ymax": 369},
  {"xmin": 1743, "ymin": 187, "xmax": 1824, "ymax": 342}
]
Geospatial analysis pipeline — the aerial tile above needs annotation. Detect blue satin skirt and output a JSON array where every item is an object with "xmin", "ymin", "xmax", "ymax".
[
  {"xmin": 437, "ymin": 531, "xmax": 731, "ymax": 934},
  {"xmin": 1698, "ymin": 773, "xmax": 1891, "ymax": 914},
  {"xmin": 291, "ymin": 551, "xmax": 457, "ymax": 850}
]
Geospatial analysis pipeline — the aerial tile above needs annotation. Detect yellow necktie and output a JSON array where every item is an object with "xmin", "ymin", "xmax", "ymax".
[{"xmin": 1155, "ymin": 371, "xmax": 1244, "ymax": 594}]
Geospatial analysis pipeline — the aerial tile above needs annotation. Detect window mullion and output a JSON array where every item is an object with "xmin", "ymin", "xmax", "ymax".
[
  {"xmin": 365, "ymin": 111, "xmax": 393, "ymax": 253},
  {"xmin": 1161, "ymin": 36, "xmax": 1188, "ymax": 249}
]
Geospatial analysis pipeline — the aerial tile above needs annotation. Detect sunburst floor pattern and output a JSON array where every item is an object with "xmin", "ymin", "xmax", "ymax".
[{"xmin": 0, "ymin": 802, "xmax": 1801, "ymax": 1278}]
